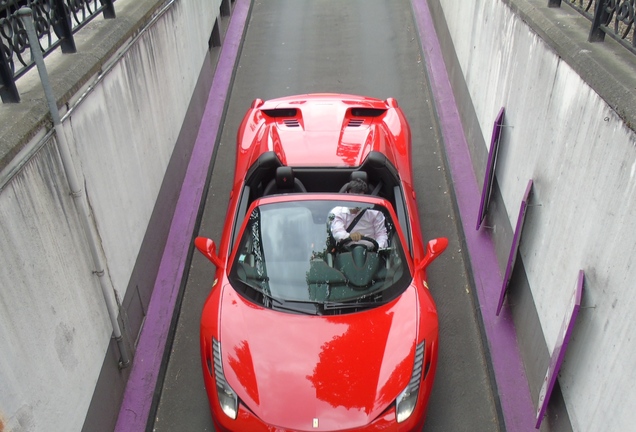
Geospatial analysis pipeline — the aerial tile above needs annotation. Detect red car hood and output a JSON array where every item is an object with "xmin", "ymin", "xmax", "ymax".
[{"xmin": 219, "ymin": 285, "xmax": 419, "ymax": 430}]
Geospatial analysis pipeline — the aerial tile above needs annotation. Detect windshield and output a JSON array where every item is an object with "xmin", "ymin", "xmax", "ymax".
[{"xmin": 228, "ymin": 199, "xmax": 411, "ymax": 315}]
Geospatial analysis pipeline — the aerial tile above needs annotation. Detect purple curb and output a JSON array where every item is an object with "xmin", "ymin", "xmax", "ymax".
[
  {"xmin": 411, "ymin": 1, "xmax": 536, "ymax": 431},
  {"xmin": 114, "ymin": 1, "xmax": 250, "ymax": 430}
]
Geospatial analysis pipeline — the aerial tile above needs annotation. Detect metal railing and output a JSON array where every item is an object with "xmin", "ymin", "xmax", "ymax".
[
  {"xmin": 549, "ymin": 0, "xmax": 635, "ymax": 54},
  {"xmin": 0, "ymin": 0, "xmax": 632, "ymax": 103},
  {"xmin": 0, "ymin": 0, "xmax": 116, "ymax": 103}
]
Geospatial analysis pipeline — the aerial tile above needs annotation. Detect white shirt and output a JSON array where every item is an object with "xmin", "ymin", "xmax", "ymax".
[{"xmin": 330, "ymin": 206, "xmax": 388, "ymax": 248}]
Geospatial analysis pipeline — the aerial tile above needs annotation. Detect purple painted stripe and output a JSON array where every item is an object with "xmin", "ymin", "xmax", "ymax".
[
  {"xmin": 411, "ymin": 1, "xmax": 535, "ymax": 430},
  {"xmin": 114, "ymin": 1, "xmax": 250, "ymax": 430}
]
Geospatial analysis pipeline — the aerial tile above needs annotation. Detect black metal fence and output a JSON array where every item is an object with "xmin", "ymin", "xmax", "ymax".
[
  {"xmin": 549, "ymin": 0, "xmax": 635, "ymax": 54},
  {"xmin": 0, "ymin": 0, "xmax": 115, "ymax": 103},
  {"xmin": 0, "ymin": 0, "xmax": 633, "ymax": 104}
]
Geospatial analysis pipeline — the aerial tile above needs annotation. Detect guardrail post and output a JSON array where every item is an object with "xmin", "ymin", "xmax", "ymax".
[
  {"xmin": 589, "ymin": 0, "xmax": 611, "ymax": 42},
  {"xmin": 0, "ymin": 40, "xmax": 20, "ymax": 103},
  {"xmin": 103, "ymin": 0, "xmax": 116, "ymax": 19},
  {"xmin": 52, "ymin": 0, "xmax": 76, "ymax": 53}
]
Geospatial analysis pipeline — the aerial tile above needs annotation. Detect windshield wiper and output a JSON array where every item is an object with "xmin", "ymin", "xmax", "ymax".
[
  {"xmin": 273, "ymin": 302, "xmax": 317, "ymax": 316},
  {"xmin": 244, "ymin": 282, "xmax": 281, "ymax": 306},
  {"xmin": 322, "ymin": 298, "xmax": 379, "ymax": 311},
  {"xmin": 244, "ymin": 281, "xmax": 318, "ymax": 315},
  {"xmin": 240, "ymin": 280, "xmax": 279, "ymax": 306},
  {"xmin": 267, "ymin": 297, "xmax": 319, "ymax": 315}
]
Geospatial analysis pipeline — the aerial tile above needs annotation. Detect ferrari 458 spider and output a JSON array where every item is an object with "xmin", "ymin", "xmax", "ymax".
[{"xmin": 195, "ymin": 94, "xmax": 448, "ymax": 431}]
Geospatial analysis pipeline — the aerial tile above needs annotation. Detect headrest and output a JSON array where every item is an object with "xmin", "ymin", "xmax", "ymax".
[
  {"xmin": 340, "ymin": 171, "xmax": 369, "ymax": 193},
  {"xmin": 350, "ymin": 171, "xmax": 368, "ymax": 183},
  {"xmin": 275, "ymin": 166, "xmax": 295, "ymax": 188}
]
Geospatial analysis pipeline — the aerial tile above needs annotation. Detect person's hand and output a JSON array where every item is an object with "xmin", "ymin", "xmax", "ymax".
[{"xmin": 350, "ymin": 232, "xmax": 362, "ymax": 242}]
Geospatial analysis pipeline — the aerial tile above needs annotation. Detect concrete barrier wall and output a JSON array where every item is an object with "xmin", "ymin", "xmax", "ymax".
[
  {"xmin": 70, "ymin": 0, "xmax": 216, "ymax": 302},
  {"xmin": 0, "ymin": 139, "xmax": 113, "ymax": 431},
  {"xmin": 0, "ymin": 0, "xmax": 221, "ymax": 430},
  {"xmin": 430, "ymin": 0, "xmax": 636, "ymax": 429}
]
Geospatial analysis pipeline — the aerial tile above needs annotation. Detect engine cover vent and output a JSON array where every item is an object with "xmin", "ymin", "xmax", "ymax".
[{"xmin": 283, "ymin": 119, "xmax": 300, "ymax": 127}]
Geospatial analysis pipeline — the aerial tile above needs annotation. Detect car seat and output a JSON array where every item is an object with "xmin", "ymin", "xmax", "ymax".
[
  {"xmin": 339, "ymin": 171, "xmax": 382, "ymax": 196},
  {"xmin": 263, "ymin": 166, "xmax": 307, "ymax": 195}
]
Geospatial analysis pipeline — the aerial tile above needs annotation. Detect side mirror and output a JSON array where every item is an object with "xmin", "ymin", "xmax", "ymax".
[
  {"xmin": 194, "ymin": 237, "xmax": 224, "ymax": 269},
  {"xmin": 416, "ymin": 237, "xmax": 449, "ymax": 272}
]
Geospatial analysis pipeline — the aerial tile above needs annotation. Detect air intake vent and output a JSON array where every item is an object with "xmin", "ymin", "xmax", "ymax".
[
  {"xmin": 347, "ymin": 119, "xmax": 364, "ymax": 127},
  {"xmin": 350, "ymin": 108, "xmax": 386, "ymax": 117},
  {"xmin": 262, "ymin": 108, "xmax": 298, "ymax": 118},
  {"xmin": 283, "ymin": 119, "xmax": 300, "ymax": 127}
]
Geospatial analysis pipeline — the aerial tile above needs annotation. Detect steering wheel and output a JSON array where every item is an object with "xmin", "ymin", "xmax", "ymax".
[{"xmin": 340, "ymin": 236, "xmax": 379, "ymax": 252}]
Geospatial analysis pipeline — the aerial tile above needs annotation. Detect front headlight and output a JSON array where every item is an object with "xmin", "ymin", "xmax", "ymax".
[
  {"xmin": 395, "ymin": 341, "xmax": 425, "ymax": 423},
  {"xmin": 212, "ymin": 338, "xmax": 238, "ymax": 419}
]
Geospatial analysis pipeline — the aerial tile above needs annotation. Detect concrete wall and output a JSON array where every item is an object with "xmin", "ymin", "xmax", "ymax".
[
  {"xmin": 0, "ymin": 0, "xmax": 223, "ymax": 430},
  {"xmin": 428, "ymin": 0, "xmax": 636, "ymax": 430},
  {"xmin": 0, "ymin": 141, "xmax": 112, "ymax": 431}
]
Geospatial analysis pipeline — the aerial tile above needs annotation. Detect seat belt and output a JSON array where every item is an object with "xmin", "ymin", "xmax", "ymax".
[
  {"xmin": 331, "ymin": 208, "xmax": 367, "ymax": 252},
  {"xmin": 346, "ymin": 208, "xmax": 367, "ymax": 233}
]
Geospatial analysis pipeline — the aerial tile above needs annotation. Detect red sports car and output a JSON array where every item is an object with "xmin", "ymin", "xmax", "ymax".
[{"xmin": 195, "ymin": 94, "xmax": 448, "ymax": 431}]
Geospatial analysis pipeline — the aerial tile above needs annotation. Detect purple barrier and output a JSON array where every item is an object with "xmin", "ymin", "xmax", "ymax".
[
  {"xmin": 496, "ymin": 179, "xmax": 533, "ymax": 315},
  {"xmin": 476, "ymin": 107, "xmax": 505, "ymax": 230},
  {"xmin": 535, "ymin": 270, "xmax": 584, "ymax": 428}
]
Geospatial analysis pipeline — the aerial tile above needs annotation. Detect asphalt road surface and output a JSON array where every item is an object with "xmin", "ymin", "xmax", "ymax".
[{"xmin": 152, "ymin": 1, "xmax": 501, "ymax": 430}]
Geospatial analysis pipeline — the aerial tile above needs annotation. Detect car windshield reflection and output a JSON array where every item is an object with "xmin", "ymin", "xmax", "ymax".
[{"xmin": 228, "ymin": 199, "xmax": 411, "ymax": 314}]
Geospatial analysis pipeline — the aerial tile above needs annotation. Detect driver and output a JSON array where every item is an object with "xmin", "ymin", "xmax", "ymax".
[{"xmin": 330, "ymin": 178, "xmax": 388, "ymax": 249}]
